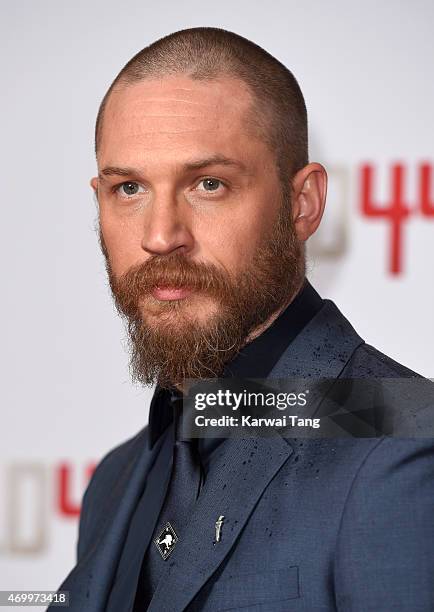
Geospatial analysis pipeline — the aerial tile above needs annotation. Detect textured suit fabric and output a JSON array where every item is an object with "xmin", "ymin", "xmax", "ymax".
[{"xmin": 50, "ymin": 298, "xmax": 434, "ymax": 611}]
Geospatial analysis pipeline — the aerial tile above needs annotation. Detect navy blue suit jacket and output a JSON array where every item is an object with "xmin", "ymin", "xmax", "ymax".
[{"xmin": 52, "ymin": 299, "xmax": 434, "ymax": 611}]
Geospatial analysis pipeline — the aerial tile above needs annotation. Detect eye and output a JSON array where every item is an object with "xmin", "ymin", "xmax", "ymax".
[
  {"xmin": 116, "ymin": 181, "xmax": 146, "ymax": 197},
  {"xmin": 197, "ymin": 178, "xmax": 224, "ymax": 192}
]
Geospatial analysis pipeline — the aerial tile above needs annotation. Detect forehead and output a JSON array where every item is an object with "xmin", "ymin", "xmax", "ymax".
[{"xmin": 98, "ymin": 75, "xmax": 264, "ymax": 166}]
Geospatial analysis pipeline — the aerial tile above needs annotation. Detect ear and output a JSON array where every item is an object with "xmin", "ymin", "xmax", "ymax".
[
  {"xmin": 90, "ymin": 177, "xmax": 100, "ymax": 207},
  {"xmin": 90, "ymin": 177, "xmax": 98, "ymax": 193},
  {"xmin": 290, "ymin": 162, "xmax": 327, "ymax": 242}
]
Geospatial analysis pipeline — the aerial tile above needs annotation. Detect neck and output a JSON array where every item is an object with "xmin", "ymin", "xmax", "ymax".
[{"xmin": 243, "ymin": 280, "xmax": 304, "ymax": 346}]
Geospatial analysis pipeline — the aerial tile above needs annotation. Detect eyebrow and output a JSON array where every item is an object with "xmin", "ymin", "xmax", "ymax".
[
  {"xmin": 99, "ymin": 155, "xmax": 249, "ymax": 179},
  {"xmin": 183, "ymin": 155, "xmax": 248, "ymax": 172}
]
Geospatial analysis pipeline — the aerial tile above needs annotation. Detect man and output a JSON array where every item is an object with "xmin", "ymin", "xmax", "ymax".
[{"xmin": 53, "ymin": 27, "xmax": 434, "ymax": 611}]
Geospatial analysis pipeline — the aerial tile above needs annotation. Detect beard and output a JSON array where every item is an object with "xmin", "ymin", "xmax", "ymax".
[{"xmin": 99, "ymin": 195, "xmax": 305, "ymax": 389}]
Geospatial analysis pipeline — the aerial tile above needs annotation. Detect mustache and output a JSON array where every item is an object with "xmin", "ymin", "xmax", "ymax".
[{"xmin": 108, "ymin": 252, "xmax": 233, "ymax": 316}]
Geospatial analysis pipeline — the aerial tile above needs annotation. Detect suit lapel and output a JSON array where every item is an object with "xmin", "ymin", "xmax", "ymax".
[
  {"xmin": 55, "ymin": 429, "xmax": 169, "ymax": 611},
  {"xmin": 268, "ymin": 300, "xmax": 365, "ymax": 379},
  {"xmin": 104, "ymin": 424, "xmax": 175, "ymax": 611},
  {"xmin": 147, "ymin": 433, "xmax": 293, "ymax": 612}
]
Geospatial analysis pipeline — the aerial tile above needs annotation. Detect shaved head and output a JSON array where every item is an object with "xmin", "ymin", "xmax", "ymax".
[{"xmin": 95, "ymin": 27, "xmax": 308, "ymax": 185}]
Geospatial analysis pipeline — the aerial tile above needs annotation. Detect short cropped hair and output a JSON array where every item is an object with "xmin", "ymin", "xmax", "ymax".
[{"xmin": 95, "ymin": 27, "xmax": 308, "ymax": 182}]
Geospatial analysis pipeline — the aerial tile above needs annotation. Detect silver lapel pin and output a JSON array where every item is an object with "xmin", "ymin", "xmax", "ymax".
[{"xmin": 214, "ymin": 515, "xmax": 225, "ymax": 543}]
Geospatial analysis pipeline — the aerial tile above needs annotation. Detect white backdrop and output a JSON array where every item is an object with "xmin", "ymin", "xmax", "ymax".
[{"xmin": 1, "ymin": 0, "xmax": 433, "ymax": 603}]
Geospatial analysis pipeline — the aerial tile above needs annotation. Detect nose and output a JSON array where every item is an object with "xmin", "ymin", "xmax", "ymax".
[{"xmin": 141, "ymin": 190, "xmax": 194, "ymax": 257}]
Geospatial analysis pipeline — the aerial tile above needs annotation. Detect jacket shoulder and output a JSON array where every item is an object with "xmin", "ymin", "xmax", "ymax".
[{"xmin": 345, "ymin": 342, "xmax": 424, "ymax": 378}]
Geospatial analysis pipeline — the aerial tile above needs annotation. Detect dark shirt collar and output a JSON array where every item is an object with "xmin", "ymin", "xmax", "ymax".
[{"xmin": 147, "ymin": 279, "xmax": 324, "ymax": 449}]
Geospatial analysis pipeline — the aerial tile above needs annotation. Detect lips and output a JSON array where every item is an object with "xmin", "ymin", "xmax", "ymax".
[{"xmin": 151, "ymin": 286, "xmax": 193, "ymax": 301}]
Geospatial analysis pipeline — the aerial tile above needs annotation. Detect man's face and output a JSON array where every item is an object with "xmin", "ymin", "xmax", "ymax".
[{"xmin": 93, "ymin": 75, "xmax": 303, "ymax": 387}]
